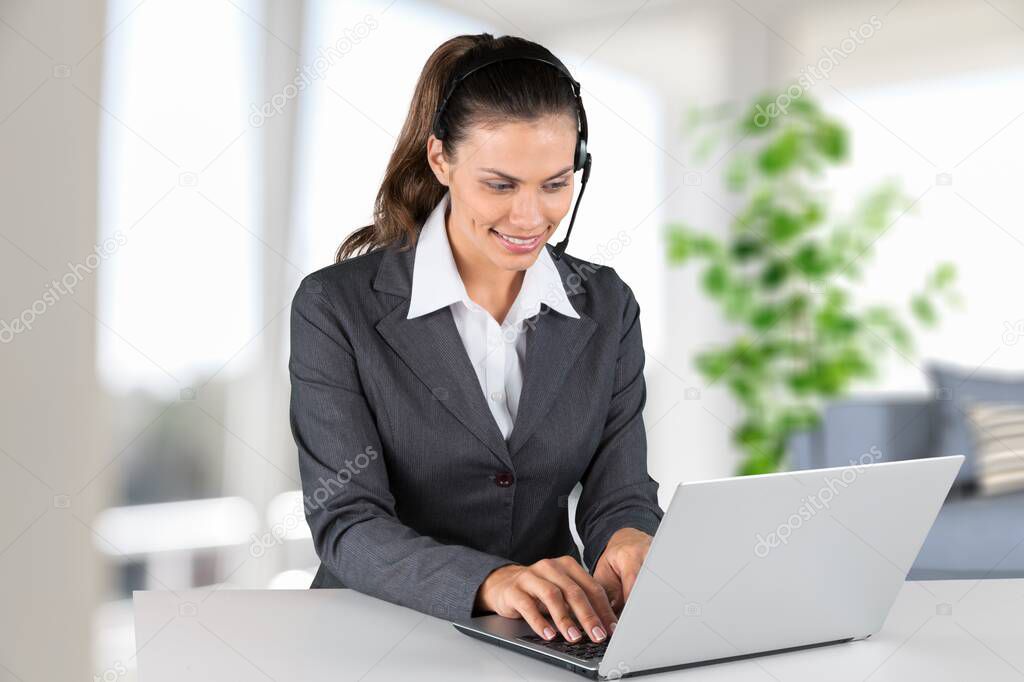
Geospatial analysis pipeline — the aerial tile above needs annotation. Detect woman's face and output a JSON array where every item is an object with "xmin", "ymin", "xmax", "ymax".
[{"xmin": 428, "ymin": 114, "xmax": 578, "ymax": 272}]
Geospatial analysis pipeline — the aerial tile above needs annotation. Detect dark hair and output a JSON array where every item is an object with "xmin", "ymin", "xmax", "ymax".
[{"xmin": 334, "ymin": 33, "xmax": 580, "ymax": 262}]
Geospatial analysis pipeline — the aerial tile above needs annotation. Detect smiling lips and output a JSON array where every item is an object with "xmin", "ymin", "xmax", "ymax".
[{"xmin": 491, "ymin": 228, "xmax": 545, "ymax": 253}]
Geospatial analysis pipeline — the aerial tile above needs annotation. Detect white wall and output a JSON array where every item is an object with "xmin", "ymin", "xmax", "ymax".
[{"xmin": 0, "ymin": 2, "xmax": 107, "ymax": 679}]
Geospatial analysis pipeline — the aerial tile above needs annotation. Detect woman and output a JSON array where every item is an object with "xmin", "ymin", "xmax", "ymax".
[{"xmin": 289, "ymin": 33, "xmax": 663, "ymax": 646}]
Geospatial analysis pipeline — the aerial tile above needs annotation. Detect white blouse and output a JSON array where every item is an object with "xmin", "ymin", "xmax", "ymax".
[{"xmin": 406, "ymin": 191, "xmax": 580, "ymax": 439}]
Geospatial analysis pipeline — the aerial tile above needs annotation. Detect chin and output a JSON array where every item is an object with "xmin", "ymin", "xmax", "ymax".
[{"xmin": 491, "ymin": 250, "xmax": 539, "ymax": 271}]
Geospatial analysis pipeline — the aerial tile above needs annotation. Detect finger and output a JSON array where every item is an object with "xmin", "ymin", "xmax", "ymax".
[
  {"xmin": 592, "ymin": 560, "xmax": 624, "ymax": 616},
  {"xmin": 534, "ymin": 562, "xmax": 607, "ymax": 642},
  {"xmin": 556, "ymin": 557, "xmax": 618, "ymax": 634},
  {"xmin": 508, "ymin": 589, "xmax": 558, "ymax": 641},
  {"xmin": 520, "ymin": 572, "xmax": 582, "ymax": 642},
  {"xmin": 621, "ymin": 565, "xmax": 641, "ymax": 604}
]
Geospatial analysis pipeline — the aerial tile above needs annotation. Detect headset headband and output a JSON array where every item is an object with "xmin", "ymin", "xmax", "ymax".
[{"xmin": 432, "ymin": 44, "xmax": 589, "ymax": 173}]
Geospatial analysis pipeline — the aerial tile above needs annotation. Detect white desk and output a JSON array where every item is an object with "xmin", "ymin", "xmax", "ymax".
[{"xmin": 134, "ymin": 579, "xmax": 1024, "ymax": 681}]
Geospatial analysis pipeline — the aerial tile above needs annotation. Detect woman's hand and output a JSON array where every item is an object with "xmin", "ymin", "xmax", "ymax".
[
  {"xmin": 592, "ymin": 528, "xmax": 653, "ymax": 615},
  {"xmin": 474, "ymin": 556, "xmax": 618, "ymax": 643}
]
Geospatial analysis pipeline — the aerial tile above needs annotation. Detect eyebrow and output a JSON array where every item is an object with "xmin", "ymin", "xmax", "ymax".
[{"xmin": 480, "ymin": 166, "xmax": 574, "ymax": 183}]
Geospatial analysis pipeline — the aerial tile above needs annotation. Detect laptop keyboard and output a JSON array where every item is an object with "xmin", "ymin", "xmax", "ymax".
[{"xmin": 519, "ymin": 633, "xmax": 609, "ymax": 661}]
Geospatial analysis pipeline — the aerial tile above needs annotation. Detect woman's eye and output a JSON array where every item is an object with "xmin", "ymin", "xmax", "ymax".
[{"xmin": 485, "ymin": 181, "xmax": 568, "ymax": 192}]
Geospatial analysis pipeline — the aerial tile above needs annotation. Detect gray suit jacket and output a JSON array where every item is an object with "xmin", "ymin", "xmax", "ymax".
[{"xmin": 289, "ymin": 241, "xmax": 664, "ymax": 621}]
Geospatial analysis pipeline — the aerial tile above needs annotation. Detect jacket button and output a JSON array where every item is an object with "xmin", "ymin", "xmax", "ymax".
[{"xmin": 494, "ymin": 472, "xmax": 514, "ymax": 487}]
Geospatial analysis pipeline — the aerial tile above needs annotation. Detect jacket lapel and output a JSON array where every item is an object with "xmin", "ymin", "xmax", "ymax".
[
  {"xmin": 507, "ymin": 300, "xmax": 597, "ymax": 457},
  {"xmin": 374, "ymin": 245, "xmax": 511, "ymax": 469},
  {"xmin": 373, "ymin": 242, "xmax": 597, "ymax": 468}
]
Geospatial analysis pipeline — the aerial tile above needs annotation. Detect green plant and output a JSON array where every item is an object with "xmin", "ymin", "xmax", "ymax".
[{"xmin": 667, "ymin": 93, "xmax": 960, "ymax": 476}]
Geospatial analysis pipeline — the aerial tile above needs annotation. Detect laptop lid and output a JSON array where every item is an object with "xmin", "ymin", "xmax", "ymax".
[{"xmin": 598, "ymin": 455, "xmax": 963, "ymax": 678}]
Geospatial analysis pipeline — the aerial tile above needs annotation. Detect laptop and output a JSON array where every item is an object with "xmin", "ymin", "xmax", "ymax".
[{"xmin": 453, "ymin": 455, "xmax": 964, "ymax": 679}]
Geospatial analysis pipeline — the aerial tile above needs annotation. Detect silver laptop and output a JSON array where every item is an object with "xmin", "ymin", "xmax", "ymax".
[{"xmin": 453, "ymin": 455, "xmax": 964, "ymax": 679}]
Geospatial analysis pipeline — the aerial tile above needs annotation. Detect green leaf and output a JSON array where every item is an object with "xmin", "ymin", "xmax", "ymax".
[
  {"xmin": 777, "ymin": 407, "xmax": 822, "ymax": 433},
  {"xmin": 757, "ymin": 128, "xmax": 802, "ymax": 175},
  {"xmin": 911, "ymin": 295, "xmax": 937, "ymax": 326},
  {"xmin": 731, "ymin": 236, "xmax": 763, "ymax": 261},
  {"xmin": 735, "ymin": 419, "xmax": 769, "ymax": 448},
  {"xmin": 788, "ymin": 97, "xmax": 820, "ymax": 117},
  {"xmin": 816, "ymin": 304, "xmax": 859, "ymax": 339},
  {"xmin": 803, "ymin": 200, "xmax": 825, "ymax": 226},
  {"xmin": 728, "ymin": 377, "xmax": 759, "ymax": 407},
  {"xmin": 946, "ymin": 291, "xmax": 966, "ymax": 310},
  {"xmin": 807, "ymin": 360, "xmax": 846, "ymax": 396},
  {"xmin": 742, "ymin": 94, "xmax": 783, "ymax": 134},
  {"xmin": 929, "ymin": 262, "xmax": 957, "ymax": 289},
  {"xmin": 739, "ymin": 453, "xmax": 778, "ymax": 476},
  {"xmin": 760, "ymin": 260, "xmax": 789, "ymax": 289},
  {"xmin": 725, "ymin": 156, "xmax": 751, "ymax": 191},
  {"xmin": 666, "ymin": 226, "xmax": 719, "ymax": 263},
  {"xmin": 751, "ymin": 305, "xmax": 780, "ymax": 331},
  {"xmin": 784, "ymin": 294, "xmax": 810, "ymax": 318},
  {"xmin": 793, "ymin": 242, "xmax": 831, "ymax": 277},
  {"xmin": 767, "ymin": 210, "xmax": 803, "ymax": 242},
  {"xmin": 666, "ymin": 226, "xmax": 693, "ymax": 262},
  {"xmin": 723, "ymin": 283, "xmax": 756, "ymax": 319},
  {"xmin": 727, "ymin": 341, "xmax": 763, "ymax": 371},
  {"xmin": 864, "ymin": 307, "xmax": 913, "ymax": 355},
  {"xmin": 695, "ymin": 350, "xmax": 731, "ymax": 381},
  {"xmin": 787, "ymin": 371, "xmax": 817, "ymax": 396},
  {"xmin": 858, "ymin": 182, "xmax": 906, "ymax": 233},
  {"xmin": 702, "ymin": 264, "xmax": 730, "ymax": 296},
  {"xmin": 834, "ymin": 346, "xmax": 872, "ymax": 378},
  {"xmin": 813, "ymin": 120, "xmax": 848, "ymax": 161}
]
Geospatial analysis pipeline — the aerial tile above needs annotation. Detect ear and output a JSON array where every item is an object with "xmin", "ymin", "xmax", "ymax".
[{"xmin": 426, "ymin": 135, "xmax": 450, "ymax": 187}]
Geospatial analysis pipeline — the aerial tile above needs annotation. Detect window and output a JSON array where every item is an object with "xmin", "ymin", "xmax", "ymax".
[
  {"xmin": 822, "ymin": 67, "xmax": 1024, "ymax": 390},
  {"xmin": 97, "ymin": 0, "xmax": 262, "ymax": 397}
]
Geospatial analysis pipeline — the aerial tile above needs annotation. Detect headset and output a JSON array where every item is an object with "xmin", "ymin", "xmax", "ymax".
[{"xmin": 431, "ymin": 43, "xmax": 592, "ymax": 261}]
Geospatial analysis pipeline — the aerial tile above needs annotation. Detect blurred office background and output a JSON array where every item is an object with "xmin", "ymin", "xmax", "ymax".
[{"xmin": 3, "ymin": 0, "xmax": 1024, "ymax": 678}]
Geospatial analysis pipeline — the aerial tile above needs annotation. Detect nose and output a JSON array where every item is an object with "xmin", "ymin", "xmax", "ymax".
[{"xmin": 507, "ymin": 190, "xmax": 545, "ymax": 233}]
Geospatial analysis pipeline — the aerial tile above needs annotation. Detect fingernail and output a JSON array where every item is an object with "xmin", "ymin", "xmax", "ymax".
[
  {"xmin": 609, "ymin": 621, "xmax": 617, "ymax": 633},
  {"xmin": 591, "ymin": 626, "xmax": 607, "ymax": 641},
  {"xmin": 568, "ymin": 626, "xmax": 582, "ymax": 641},
  {"xmin": 543, "ymin": 627, "xmax": 556, "ymax": 640}
]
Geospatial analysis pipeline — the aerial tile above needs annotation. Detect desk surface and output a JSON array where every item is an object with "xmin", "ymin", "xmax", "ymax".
[{"xmin": 134, "ymin": 579, "xmax": 1024, "ymax": 681}]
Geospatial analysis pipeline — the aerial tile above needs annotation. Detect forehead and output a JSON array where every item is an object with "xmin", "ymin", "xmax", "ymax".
[{"xmin": 458, "ymin": 115, "xmax": 576, "ymax": 170}]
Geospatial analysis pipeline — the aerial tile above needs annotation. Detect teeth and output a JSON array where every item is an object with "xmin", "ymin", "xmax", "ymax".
[{"xmin": 496, "ymin": 231, "xmax": 538, "ymax": 245}]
